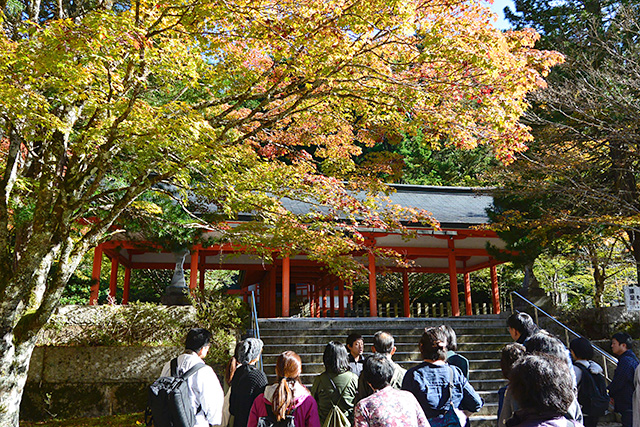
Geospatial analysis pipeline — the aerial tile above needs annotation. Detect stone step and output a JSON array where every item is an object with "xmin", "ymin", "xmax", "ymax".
[
  {"xmin": 260, "ymin": 325, "xmax": 508, "ymax": 336},
  {"xmin": 258, "ymin": 319, "xmax": 508, "ymax": 337},
  {"xmin": 469, "ymin": 415, "xmax": 498, "ymax": 427},
  {"xmin": 469, "ymin": 359, "xmax": 502, "ymax": 370},
  {"xmin": 257, "ymin": 315, "xmax": 509, "ymax": 427},
  {"xmin": 258, "ymin": 315, "xmax": 506, "ymax": 330},
  {"xmin": 261, "ymin": 366, "xmax": 506, "ymax": 392},
  {"xmin": 262, "ymin": 350, "xmax": 503, "ymax": 364},
  {"xmin": 259, "ymin": 334, "xmax": 511, "ymax": 345},
  {"xmin": 262, "ymin": 342, "xmax": 509, "ymax": 355},
  {"xmin": 263, "ymin": 362, "xmax": 503, "ymax": 381},
  {"xmin": 475, "ymin": 402, "xmax": 500, "ymax": 416}
]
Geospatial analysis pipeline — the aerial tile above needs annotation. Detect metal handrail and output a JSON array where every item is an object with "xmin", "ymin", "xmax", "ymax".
[
  {"xmin": 249, "ymin": 290, "xmax": 263, "ymax": 371},
  {"xmin": 510, "ymin": 291, "xmax": 617, "ymax": 380}
]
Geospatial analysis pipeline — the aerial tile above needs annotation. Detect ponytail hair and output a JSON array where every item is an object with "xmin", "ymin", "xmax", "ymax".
[
  {"xmin": 272, "ymin": 351, "xmax": 302, "ymax": 421},
  {"xmin": 224, "ymin": 356, "xmax": 238, "ymax": 386},
  {"xmin": 420, "ymin": 327, "xmax": 448, "ymax": 361}
]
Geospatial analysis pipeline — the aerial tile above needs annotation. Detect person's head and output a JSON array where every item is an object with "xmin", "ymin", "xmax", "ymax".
[
  {"xmin": 185, "ymin": 328, "xmax": 212, "ymax": 358},
  {"xmin": 272, "ymin": 351, "xmax": 303, "ymax": 421},
  {"xmin": 507, "ymin": 312, "xmax": 538, "ymax": 342},
  {"xmin": 419, "ymin": 326, "xmax": 448, "ymax": 361},
  {"xmin": 570, "ymin": 337, "xmax": 594, "ymax": 361},
  {"xmin": 346, "ymin": 333, "xmax": 364, "ymax": 359},
  {"xmin": 524, "ymin": 330, "xmax": 572, "ymax": 367},
  {"xmin": 611, "ymin": 332, "xmax": 633, "ymax": 356},
  {"xmin": 509, "ymin": 354, "xmax": 575, "ymax": 416},
  {"xmin": 500, "ymin": 343, "xmax": 526, "ymax": 380},
  {"xmin": 323, "ymin": 341, "xmax": 351, "ymax": 374},
  {"xmin": 237, "ymin": 338, "xmax": 264, "ymax": 365},
  {"xmin": 440, "ymin": 325, "xmax": 457, "ymax": 352},
  {"xmin": 363, "ymin": 353, "xmax": 394, "ymax": 391},
  {"xmin": 372, "ymin": 331, "xmax": 396, "ymax": 356}
]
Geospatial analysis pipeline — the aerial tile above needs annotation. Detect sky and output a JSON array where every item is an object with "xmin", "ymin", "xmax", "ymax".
[{"xmin": 488, "ymin": 0, "xmax": 516, "ymax": 29}]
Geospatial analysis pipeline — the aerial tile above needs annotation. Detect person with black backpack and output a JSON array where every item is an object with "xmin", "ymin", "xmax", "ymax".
[
  {"xmin": 570, "ymin": 337, "xmax": 608, "ymax": 427},
  {"xmin": 149, "ymin": 328, "xmax": 224, "ymax": 427}
]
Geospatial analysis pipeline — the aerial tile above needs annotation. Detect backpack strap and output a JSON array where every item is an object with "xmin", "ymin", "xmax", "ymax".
[
  {"xmin": 573, "ymin": 362, "xmax": 587, "ymax": 387},
  {"xmin": 444, "ymin": 365, "xmax": 455, "ymax": 412},
  {"xmin": 327, "ymin": 373, "xmax": 350, "ymax": 407},
  {"xmin": 265, "ymin": 402, "xmax": 296, "ymax": 421},
  {"xmin": 170, "ymin": 357, "xmax": 178, "ymax": 377},
  {"xmin": 170, "ymin": 357, "xmax": 207, "ymax": 379},
  {"xmin": 180, "ymin": 362, "xmax": 207, "ymax": 380}
]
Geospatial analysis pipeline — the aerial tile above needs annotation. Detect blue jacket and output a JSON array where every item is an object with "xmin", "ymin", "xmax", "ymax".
[
  {"xmin": 401, "ymin": 361, "xmax": 483, "ymax": 419},
  {"xmin": 608, "ymin": 349, "xmax": 639, "ymax": 412}
]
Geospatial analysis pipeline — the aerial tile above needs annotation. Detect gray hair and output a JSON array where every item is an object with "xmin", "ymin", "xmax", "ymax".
[{"xmin": 237, "ymin": 338, "xmax": 264, "ymax": 365}]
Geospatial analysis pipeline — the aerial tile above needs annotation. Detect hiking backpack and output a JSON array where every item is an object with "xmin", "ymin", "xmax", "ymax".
[
  {"xmin": 147, "ymin": 357, "xmax": 207, "ymax": 427},
  {"xmin": 574, "ymin": 363, "xmax": 609, "ymax": 418}
]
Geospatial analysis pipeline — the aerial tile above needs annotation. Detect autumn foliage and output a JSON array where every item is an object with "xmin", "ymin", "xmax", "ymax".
[{"xmin": 0, "ymin": 0, "xmax": 562, "ymax": 424}]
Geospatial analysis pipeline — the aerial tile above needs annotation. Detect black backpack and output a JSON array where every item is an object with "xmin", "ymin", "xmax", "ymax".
[
  {"xmin": 574, "ymin": 363, "xmax": 609, "ymax": 418},
  {"xmin": 147, "ymin": 358, "xmax": 207, "ymax": 427},
  {"xmin": 256, "ymin": 403, "xmax": 296, "ymax": 427}
]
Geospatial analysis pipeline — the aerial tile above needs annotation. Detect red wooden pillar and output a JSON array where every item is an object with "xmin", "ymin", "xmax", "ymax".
[
  {"xmin": 282, "ymin": 256, "xmax": 290, "ymax": 317},
  {"xmin": 490, "ymin": 265, "xmax": 501, "ymax": 314},
  {"xmin": 269, "ymin": 267, "xmax": 277, "ymax": 318},
  {"xmin": 109, "ymin": 257, "xmax": 119, "ymax": 302},
  {"xmin": 189, "ymin": 249, "xmax": 199, "ymax": 290},
  {"xmin": 256, "ymin": 281, "xmax": 263, "ymax": 317},
  {"xmin": 122, "ymin": 267, "xmax": 131, "ymax": 305},
  {"xmin": 90, "ymin": 245, "xmax": 103, "ymax": 305},
  {"xmin": 310, "ymin": 285, "xmax": 316, "ymax": 317},
  {"xmin": 368, "ymin": 252, "xmax": 377, "ymax": 317},
  {"xmin": 338, "ymin": 280, "xmax": 345, "ymax": 317},
  {"xmin": 322, "ymin": 286, "xmax": 328, "ymax": 316},
  {"xmin": 199, "ymin": 253, "xmax": 206, "ymax": 291},
  {"xmin": 463, "ymin": 272, "xmax": 472, "ymax": 316},
  {"xmin": 328, "ymin": 281, "xmax": 334, "ymax": 317},
  {"xmin": 448, "ymin": 237, "xmax": 460, "ymax": 317},
  {"xmin": 403, "ymin": 270, "xmax": 411, "ymax": 317}
]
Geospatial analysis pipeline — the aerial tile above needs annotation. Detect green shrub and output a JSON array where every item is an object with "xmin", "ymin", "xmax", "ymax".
[{"xmin": 190, "ymin": 289, "xmax": 249, "ymax": 369}]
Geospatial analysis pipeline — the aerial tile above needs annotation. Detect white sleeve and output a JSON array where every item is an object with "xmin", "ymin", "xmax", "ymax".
[
  {"xmin": 194, "ymin": 366, "xmax": 225, "ymax": 426},
  {"xmin": 160, "ymin": 361, "xmax": 171, "ymax": 378}
]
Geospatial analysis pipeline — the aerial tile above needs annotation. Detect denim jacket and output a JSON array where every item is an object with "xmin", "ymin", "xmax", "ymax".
[{"xmin": 401, "ymin": 361, "xmax": 483, "ymax": 419}]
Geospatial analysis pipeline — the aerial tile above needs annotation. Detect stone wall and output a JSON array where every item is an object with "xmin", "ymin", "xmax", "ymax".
[{"xmin": 21, "ymin": 346, "xmax": 182, "ymax": 421}]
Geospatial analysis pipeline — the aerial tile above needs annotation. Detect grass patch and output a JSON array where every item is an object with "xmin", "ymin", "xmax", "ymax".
[{"xmin": 21, "ymin": 413, "xmax": 144, "ymax": 426}]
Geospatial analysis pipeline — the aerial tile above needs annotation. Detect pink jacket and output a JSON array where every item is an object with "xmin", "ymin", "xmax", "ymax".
[{"xmin": 248, "ymin": 383, "xmax": 321, "ymax": 427}]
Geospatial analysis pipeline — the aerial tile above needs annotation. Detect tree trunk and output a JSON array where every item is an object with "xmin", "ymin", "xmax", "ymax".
[
  {"xmin": 626, "ymin": 229, "xmax": 640, "ymax": 285},
  {"xmin": 587, "ymin": 244, "xmax": 606, "ymax": 308},
  {"xmin": 523, "ymin": 262, "xmax": 552, "ymax": 309},
  {"xmin": 0, "ymin": 324, "xmax": 37, "ymax": 427}
]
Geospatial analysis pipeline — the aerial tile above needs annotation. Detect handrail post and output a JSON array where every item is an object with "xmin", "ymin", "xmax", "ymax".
[
  {"xmin": 603, "ymin": 354, "xmax": 608, "ymax": 379},
  {"xmin": 249, "ymin": 290, "xmax": 263, "ymax": 371},
  {"xmin": 534, "ymin": 307, "xmax": 539, "ymax": 326},
  {"xmin": 510, "ymin": 293, "xmax": 514, "ymax": 313},
  {"xmin": 565, "ymin": 329, "xmax": 570, "ymax": 346}
]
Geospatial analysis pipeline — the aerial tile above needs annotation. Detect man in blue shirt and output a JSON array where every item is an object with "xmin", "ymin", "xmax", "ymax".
[{"xmin": 609, "ymin": 332, "xmax": 639, "ymax": 427}]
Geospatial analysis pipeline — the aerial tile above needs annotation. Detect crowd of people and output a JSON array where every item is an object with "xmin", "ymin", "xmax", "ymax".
[{"xmin": 153, "ymin": 315, "xmax": 640, "ymax": 427}]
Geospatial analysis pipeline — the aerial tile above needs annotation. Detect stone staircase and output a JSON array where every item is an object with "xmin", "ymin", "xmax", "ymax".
[{"xmin": 258, "ymin": 315, "xmax": 510, "ymax": 427}]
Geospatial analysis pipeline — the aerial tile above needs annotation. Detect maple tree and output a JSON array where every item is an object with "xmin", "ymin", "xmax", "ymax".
[
  {"xmin": 490, "ymin": 0, "xmax": 640, "ymax": 303},
  {"xmin": 0, "ymin": 0, "xmax": 561, "ymax": 423}
]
